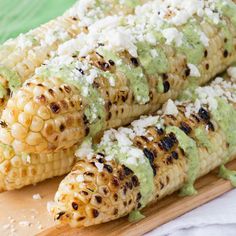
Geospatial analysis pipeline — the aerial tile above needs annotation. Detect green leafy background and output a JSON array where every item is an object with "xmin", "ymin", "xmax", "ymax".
[{"xmin": 0, "ymin": 0, "xmax": 77, "ymax": 43}]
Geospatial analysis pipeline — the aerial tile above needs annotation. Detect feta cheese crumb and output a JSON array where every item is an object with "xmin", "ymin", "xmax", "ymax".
[
  {"xmin": 38, "ymin": 224, "xmax": 43, "ymax": 230},
  {"xmin": 150, "ymin": 49, "xmax": 158, "ymax": 58},
  {"xmin": 19, "ymin": 221, "xmax": 31, "ymax": 227},
  {"xmin": 76, "ymin": 175, "xmax": 84, "ymax": 182},
  {"xmin": 198, "ymin": 30, "xmax": 209, "ymax": 47},
  {"xmin": 163, "ymin": 99, "xmax": 179, "ymax": 116},
  {"xmin": 188, "ymin": 63, "xmax": 201, "ymax": 77},
  {"xmin": 32, "ymin": 193, "xmax": 42, "ymax": 200},
  {"xmin": 75, "ymin": 138, "xmax": 94, "ymax": 160},
  {"xmin": 95, "ymin": 162, "xmax": 104, "ymax": 172},
  {"xmin": 162, "ymin": 28, "xmax": 183, "ymax": 46},
  {"xmin": 227, "ymin": 67, "xmax": 236, "ymax": 80}
]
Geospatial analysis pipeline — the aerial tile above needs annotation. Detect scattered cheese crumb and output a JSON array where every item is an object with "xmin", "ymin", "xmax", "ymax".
[
  {"xmin": 227, "ymin": 67, "xmax": 236, "ymax": 80},
  {"xmin": 32, "ymin": 194, "xmax": 42, "ymax": 200},
  {"xmin": 38, "ymin": 224, "xmax": 43, "ymax": 230},
  {"xmin": 188, "ymin": 63, "xmax": 201, "ymax": 77},
  {"xmin": 19, "ymin": 221, "xmax": 31, "ymax": 227},
  {"xmin": 75, "ymin": 138, "xmax": 94, "ymax": 160},
  {"xmin": 95, "ymin": 162, "xmax": 104, "ymax": 172},
  {"xmin": 198, "ymin": 31, "xmax": 209, "ymax": 47},
  {"xmin": 76, "ymin": 175, "xmax": 84, "ymax": 182},
  {"xmin": 163, "ymin": 99, "xmax": 179, "ymax": 116},
  {"xmin": 162, "ymin": 28, "xmax": 183, "ymax": 46}
]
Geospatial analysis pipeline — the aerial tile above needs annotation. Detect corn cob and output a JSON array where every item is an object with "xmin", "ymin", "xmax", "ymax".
[
  {"xmin": 0, "ymin": 0, "xmax": 148, "ymax": 113},
  {"xmin": 1, "ymin": 0, "xmax": 235, "ymax": 154},
  {"xmin": 48, "ymin": 70, "xmax": 236, "ymax": 227},
  {"xmin": 0, "ymin": 143, "xmax": 77, "ymax": 192},
  {"xmin": 0, "ymin": 1, "xmax": 150, "ymax": 191}
]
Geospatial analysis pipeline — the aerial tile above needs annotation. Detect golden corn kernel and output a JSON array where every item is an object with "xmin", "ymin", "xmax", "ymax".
[
  {"xmin": 35, "ymin": 140, "xmax": 48, "ymax": 153},
  {"xmin": 12, "ymin": 140, "xmax": 28, "ymax": 153},
  {"xmin": 30, "ymin": 116, "xmax": 44, "ymax": 132},
  {"xmin": 25, "ymin": 132, "xmax": 43, "ymax": 146},
  {"xmin": 2, "ymin": 110, "xmax": 17, "ymax": 125},
  {"xmin": 10, "ymin": 156, "xmax": 22, "ymax": 167},
  {"xmin": 37, "ymin": 106, "xmax": 51, "ymax": 120},
  {"xmin": 0, "ymin": 129, "xmax": 13, "ymax": 145},
  {"xmin": 11, "ymin": 123, "xmax": 28, "ymax": 139},
  {"xmin": 18, "ymin": 112, "xmax": 32, "ymax": 127},
  {"xmin": 24, "ymin": 101, "xmax": 39, "ymax": 115}
]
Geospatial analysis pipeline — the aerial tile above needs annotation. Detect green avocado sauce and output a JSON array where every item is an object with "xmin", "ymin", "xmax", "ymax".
[
  {"xmin": 216, "ymin": 0, "xmax": 236, "ymax": 27},
  {"xmin": 116, "ymin": 150, "xmax": 155, "ymax": 207},
  {"xmin": 120, "ymin": 0, "xmax": 141, "ymax": 8},
  {"xmin": 221, "ymin": 27, "xmax": 234, "ymax": 53},
  {"xmin": 39, "ymin": 63, "xmax": 106, "ymax": 136},
  {"xmin": 219, "ymin": 165, "xmax": 236, "ymax": 187},
  {"xmin": 128, "ymin": 210, "xmax": 145, "ymax": 222},
  {"xmin": 156, "ymin": 76, "xmax": 164, "ymax": 93},
  {"xmin": 98, "ymin": 141, "xmax": 155, "ymax": 221},
  {"xmin": 97, "ymin": 48, "xmax": 150, "ymax": 104},
  {"xmin": 0, "ymin": 66, "xmax": 22, "ymax": 98},
  {"xmin": 137, "ymin": 42, "xmax": 169, "ymax": 76},
  {"xmin": 211, "ymin": 98, "xmax": 236, "ymax": 186},
  {"xmin": 195, "ymin": 127, "xmax": 213, "ymax": 152},
  {"xmin": 166, "ymin": 126, "xmax": 199, "ymax": 196},
  {"xmin": 177, "ymin": 22, "xmax": 205, "ymax": 65},
  {"xmin": 178, "ymin": 77, "xmax": 198, "ymax": 101},
  {"xmin": 211, "ymin": 98, "xmax": 236, "ymax": 154}
]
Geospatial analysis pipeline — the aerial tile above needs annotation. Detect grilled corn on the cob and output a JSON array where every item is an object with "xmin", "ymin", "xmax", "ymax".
[
  {"xmin": 0, "ymin": 144, "xmax": 77, "ymax": 191},
  {"xmin": 0, "ymin": 0, "xmax": 151, "ymax": 191},
  {"xmin": 49, "ymin": 70, "xmax": 236, "ymax": 227},
  {"xmin": 1, "ymin": 0, "xmax": 236, "ymax": 154},
  {"xmin": 0, "ymin": 0, "xmax": 148, "ymax": 112}
]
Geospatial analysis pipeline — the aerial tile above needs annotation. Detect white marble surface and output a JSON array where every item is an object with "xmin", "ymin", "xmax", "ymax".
[{"xmin": 146, "ymin": 188, "xmax": 236, "ymax": 236}]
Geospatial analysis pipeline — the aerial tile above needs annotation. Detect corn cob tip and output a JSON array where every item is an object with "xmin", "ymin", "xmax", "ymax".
[{"xmin": 0, "ymin": 143, "xmax": 77, "ymax": 191}]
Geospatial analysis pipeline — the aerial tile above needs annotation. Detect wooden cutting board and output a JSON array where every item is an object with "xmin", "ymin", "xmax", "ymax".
[{"xmin": 0, "ymin": 160, "xmax": 235, "ymax": 236}]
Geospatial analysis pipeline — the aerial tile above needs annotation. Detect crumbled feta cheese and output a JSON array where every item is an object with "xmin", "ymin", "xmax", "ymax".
[
  {"xmin": 227, "ymin": 67, "xmax": 236, "ymax": 80},
  {"xmin": 163, "ymin": 99, "xmax": 179, "ymax": 116},
  {"xmin": 19, "ymin": 221, "xmax": 31, "ymax": 227},
  {"xmin": 145, "ymin": 32, "xmax": 157, "ymax": 45},
  {"xmin": 131, "ymin": 116, "xmax": 159, "ymax": 136},
  {"xmin": 38, "ymin": 224, "xmax": 43, "ymax": 230},
  {"xmin": 105, "ymin": 155, "xmax": 113, "ymax": 161},
  {"xmin": 32, "ymin": 194, "xmax": 42, "ymax": 200},
  {"xmin": 150, "ymin": 49, "xmax": 158, "ymax": 58},
  {"xmin": 75, "ymin": 139, "xmax": 94, "ymax": 160},
  {"xmin": 76, "ymin": 175, "xmax": 84, "ymax": 182},
  {"xmin": 95, "ymin": 162, "xmax": 104, "ymax": 172},
  {"xmin": 198, "ymin": 30, "xmax": 209, "ymax": 47},
  {"xmin": 188, "ymin": 63, "xmax": 201, "ymax": 77},
  {"xmin": 114, "ymin": 130, "xmax": 133, "ymax": 147},
  {"xmin": 17, "ymin": 34, "xmax": 33, "ymax": 50},
  {"xmin": 162, "ymin": 28, "xmax": 183, "ymax": 46}
]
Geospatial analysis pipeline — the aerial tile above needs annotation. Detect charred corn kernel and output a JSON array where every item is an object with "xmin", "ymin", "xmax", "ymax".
[
  {"xmin": 49, "ymin": 72, "xmax": 236, "ymax": 227},
  {"xmin": 0, "ymin": 0, "xmax": 149, "ymax": 114},
  {"xmin": 0, "ymin": 143, "xmax": 77, "ymax": 192},
  {"xmin": 2, "ymin": 0, "xmax": 236, "ymax": 154}
]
